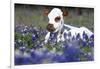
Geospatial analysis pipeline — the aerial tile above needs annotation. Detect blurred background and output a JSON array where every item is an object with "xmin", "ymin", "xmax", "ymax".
[{"xmin": 15, "ymin": 4, "xmax": 94, "ymax": 31}]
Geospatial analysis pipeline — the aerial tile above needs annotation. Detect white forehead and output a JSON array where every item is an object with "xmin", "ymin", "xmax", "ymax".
[{"xmin": 48, "ymin": 8, "xmax": 63, "ymax": 18}]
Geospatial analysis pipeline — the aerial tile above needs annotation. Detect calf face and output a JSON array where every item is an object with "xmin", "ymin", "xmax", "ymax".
[{"xmin": 46, "ymin": 8, "xmax": 64, "ymax": 33}]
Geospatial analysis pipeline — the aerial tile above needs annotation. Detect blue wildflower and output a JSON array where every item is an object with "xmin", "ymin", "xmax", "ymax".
[
  {"xmin": 76, "ymin": 33, "xmax": 80, "ymax": 40},
  {"xmin": 90, "ymin": 34, "xmax": 94, "ymax": 39},
  {"xmin": 82, "ymin": 31, "xmax": 88, "ymax": 40},
  {"xmin": 88, "ymin": 41, "xmax": 94, "ymax": 47},
  {"xmin": 64, "ymin": 32, "xmax": 67, "ymax": 39},
  {"xmin": 68, "ymin": 32, "xmax": 71, "ymax": 37},
  {"xmin": 63, "ymin": 46, "xmax": 80, "ymax": 62},
  {"xmin": 32, "ymin": 34, "xmax": 36, "ymax": 41}
]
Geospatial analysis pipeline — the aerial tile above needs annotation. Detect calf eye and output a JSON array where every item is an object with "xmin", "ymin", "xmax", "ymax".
[{"xmin": 55, "ymin": 16, "xmax": 61, "ymax": 22}]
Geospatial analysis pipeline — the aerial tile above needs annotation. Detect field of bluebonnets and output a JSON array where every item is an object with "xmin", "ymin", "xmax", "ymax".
[{"xmin": 15, "ymin": 4, "xmax": 94, "ymax": 65}]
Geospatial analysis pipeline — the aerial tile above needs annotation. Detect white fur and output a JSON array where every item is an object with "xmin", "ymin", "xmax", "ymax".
[{"xmin": 45, "ymin": 8, "xmax": 93, "ymax": 43}]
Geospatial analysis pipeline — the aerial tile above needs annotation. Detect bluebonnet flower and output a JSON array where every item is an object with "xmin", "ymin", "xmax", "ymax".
[
  {"xmin": 86, "ymin": 52, "xmax": 94, "ymax": 61},
  {"xmin": 63, "ymin": 45, "xmax": 80, "ymax": 62},
  {"xmin": 50, "ymin": 32, "xmax": 57, "ymax": 39},
  {"xmin": 15, "ymin": 51, "xmax": 30, "ymax": 65},
  {"xmin": 45, "ymin": 52, "xmax": 56, "ymax": 62},
  {"xmin": 81, "ymin": 39, "xmax": 87, "ymax": 47},
  {"xmin": 82, "ymin": 31, "xmax": 88, "ymax": 40},
  {"xmin": 52, "ymin": 54, "xmax": 66, "ymax": 62},
  {"xmin": 21, "ymin": 52, "xmax": 31, "ymax": 65},
  {"xmin": 30, "ymin": 49, "xmax": 44, "ymax": 64},
  {"xmin": 68, "ymin": 32, "xmax": 71, "ymax": 37},
  {"xmin": 15, "ymin": 55, "xmax": 23, "ymax": 65},
  {"xmin": 48, "ymin": 32, "xmax": 58, "ymax": 44},
  {"xmin": 88, "ymin": 40, "xmax": 94, "ymax": 47},
  {"xmin": 35, "ymin": 44, "xmax": 43, "ymax": 49},
  {"xmin": 90, "ymin": 34, "xmax": 94, "ymax": 39},
  {"xmin": 15, "ymin": 51, "xmax": 23, "ymax": 65},
  {"xmin": 32, "ymin": 34, "xmax": 36, "ymax": 41},
  {"xmin": 30, "ymin": 49, "xmax": 39, "ymax": 64},
  {"xmin": 72, "ymin": 36, "xmax": 75, "ymax": 41},
  {"xmin": 76, "ymin": 33, "xmax": 80, "ymax": 40},
  {"xmin": 19, "ymin": 46, "xmax": 26, "ymax": 52},
  {"xmin": 41, "ymin": 47, "xmax": 49, "ymax": 54},
  {"xmin": 15, "ymin": 24, "xmax": 94, "ymax": 65},
  {"xmin": 64, "ymin": 32, "xmax": 67, "ymax": 39},
  {"xmin": 89, "ymin": 34, "xmax": 94, "ymax": 47},
  {"xmin": 17, "ymin": 39, "xmax": 24, "ymax": 47}
]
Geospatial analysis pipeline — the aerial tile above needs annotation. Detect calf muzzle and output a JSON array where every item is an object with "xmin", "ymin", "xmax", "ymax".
[{"xmin": 46, "ymin": 24, "xmax": 55, "ymax": 32}]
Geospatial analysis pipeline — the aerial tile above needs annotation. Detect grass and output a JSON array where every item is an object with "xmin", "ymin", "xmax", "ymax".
[{"xmin": 15, "ymin": 5, "xmax": 94, "ymax": 31}]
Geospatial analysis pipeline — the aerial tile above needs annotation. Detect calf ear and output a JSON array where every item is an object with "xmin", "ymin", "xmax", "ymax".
[
  {"xmin": 61, "ymin": 8, "xmax": 69, "ymax": 16},
  {"xmin": 43, "ymin": 7, "xmax": 50, "ymax": 16}
]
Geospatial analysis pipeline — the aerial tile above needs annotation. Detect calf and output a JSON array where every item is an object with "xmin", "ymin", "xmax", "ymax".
[{"xmin": 44, "ymin": 8, "xmax": 93, "ymax": 43}]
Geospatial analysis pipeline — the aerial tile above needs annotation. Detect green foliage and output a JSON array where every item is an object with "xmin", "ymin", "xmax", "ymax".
[
  {"xmin": 15, "ymin": 32, "xmax": 35, "ymax": 48},
  {"xmin": 45, "ymin": 44, "xmax": 53, "ymax": 51},
  {"xmin": 15, "ymin": 5, "xmax": 94, "ymax": 31}
]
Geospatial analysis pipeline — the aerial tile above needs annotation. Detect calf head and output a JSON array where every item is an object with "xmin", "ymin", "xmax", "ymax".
[{"xmin": 44, "ymin": 8, "xmax": 68, "ymax": 33}]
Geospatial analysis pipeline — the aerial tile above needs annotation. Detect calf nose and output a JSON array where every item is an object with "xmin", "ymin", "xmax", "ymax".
[
  {"xmin": 46, "ymin": 24, "xmax": 55, "ymax": 32},
  {"xmin": 47, "ymin": 24, "xmax": 53, "ymax": 28}
]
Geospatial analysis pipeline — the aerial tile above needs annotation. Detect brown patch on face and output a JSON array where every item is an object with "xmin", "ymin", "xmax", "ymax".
[
  {"xmin": 46, "ymin": 24, "xmax": 55, "ymax": 32},
  {"xmin": 61, "ymin": 8, "xmax": 69, "ymax": 16},
  {"xmin": 43, "ymin": 7, "xmax": 51, "ymax": 16},
  {"xmin": 55, "ymin": 16, "xmax": 61, "ymax": 22}
]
